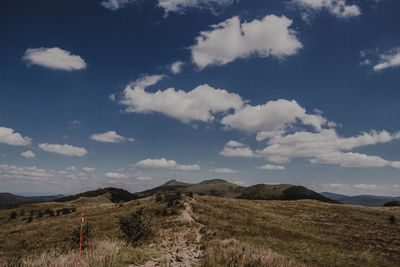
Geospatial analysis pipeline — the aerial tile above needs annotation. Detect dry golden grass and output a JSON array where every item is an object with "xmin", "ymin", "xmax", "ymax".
[
  {"xmin": 1, "ymin": 193, "xmax": 400, "ymax": 266},
  {"xmin": 192, "ymin": 196, "xmax": 400, "ymax": 267},
  {"xmin": 201, "ymin": 238, "xmax": 299, "ymax": 267},
  {"xmin": 0, "ymin": 195, "xmax": 164, "ymax": 264}
]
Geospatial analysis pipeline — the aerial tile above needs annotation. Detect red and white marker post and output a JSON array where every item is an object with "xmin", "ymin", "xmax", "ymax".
[{"xmin": 79, "ymin": 212, "xmax": 84, "ymax": 263}]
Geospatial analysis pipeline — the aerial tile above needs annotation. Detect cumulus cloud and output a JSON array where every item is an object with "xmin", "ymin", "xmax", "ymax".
[
  {"xmin": 311, "ymin": 152, "xmax": 400, "ymax": 168},
  {"xmin": 225, "ymin": 140, "xmax": 245, "ymax": 147},
  {"xmin": 191, "ymin": 15, "xmax": 302, "ymax": 69},
  {"xmin": 105, "ymin": 171, "xmax": 152, "ymax": 181},
  {"xmin": 82, "ymin": 167, "xmax": 96, "ymax": 173},
  {"xmin": 21, "ymin": 150, "xmax": 36, "ymax": 158},
  {"xmin": 292, "ymin": 0, "xmax": 361, "ymax": 19},
  {"xmin": 373, "ymin": 48, "xmax": 400, "ymax": 71},
  {"xmin": 257, "ymin": 129, "xmax": 400, "ymax": 168},
  {"xmin": 0, "ymin": 164, "xmax": 99, "ymax": 194},
  {"xmin": 38, "ymin": 143, "xmax": 87, "ymax": 157},
  {"xmin": 105, "ymin": 172, "xmax": 128, "ymax": 179},
  {"xmin": 170, "ymin": 61, "xmax": 184, "ymax": 74},
  {"xmin": 220, "ymin": 140, "xmax": 254, "ymax": 157},
  {"xmin": 257, "ymin": 164, "xmax": 285, "ymax": 170},
  {"xmin": 90, "ymin": 131, "xmax": 134, "ymax": 143},
  {"xmin": 119, "ymin": 75, "xmax": 244, "ymax": 123},
  {"xmin": 158, "ymin": 0, "xmax": 235, "ymax": 14},
  {"xmin": 66, "ymin": 166, "xmax": 76, "ymax": 171},
  {"xmin": 0, "ymin": 127, "xmax": 31, "ymax": 146},
  {"xmin": 100, "ymin": 0, "xmax": 134, "ymax": 10},
  {"xmin": 23, "ymin": 47, "xmax": 86, "ymax": 71},
  {"xmin": 209, "ymin": 168, "xmax": 238, "ymax": 174},
  {"xmin": 136, "ymin": 176, "xmax": 152, "ymax": 181},
  {"xmin": 221, "ymin": 99, "xmax": 331, "ymax": 140},
  {"xmin": 134, "ymin": 158, "xmax": 200, "ymax": 171}
]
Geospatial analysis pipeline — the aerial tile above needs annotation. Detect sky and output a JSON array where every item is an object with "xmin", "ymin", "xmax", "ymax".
[{"xmin": 1, "ymin": 0, "xmax": 400, "ymax": 196}]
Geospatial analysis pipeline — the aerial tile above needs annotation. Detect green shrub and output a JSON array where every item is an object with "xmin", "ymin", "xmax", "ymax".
[
  {"xmin": 26, "ymin": 216, "xmax": 33, "ymax": 223},
  {"xmin": 119, "ymin": 208, "xmax": 152, "ymax": 246},
  {"xmin": 389, "ymin": 215, "xmax": 395, "ymax": 224},
  {"xmin": 155, "ymin": 193, "xmax": 163, "ymax": 202},
  {"xmin": 70, "ymin": 222, "xmax": 93, "ymax": 250},
  {"xmin": 10, "ymin": 211, "xmax": 17, "ymax": 220},
  {"xmin": 384, "ymin": 200, "xmax": 400, "ymax": 207}
]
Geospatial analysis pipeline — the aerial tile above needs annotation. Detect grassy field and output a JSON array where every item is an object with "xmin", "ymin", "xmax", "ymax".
[
  {"xmin": 193, "ymin": 196, "xmax": 400, "ymax": 266},
  {"xmin": 0, "ymin": 193, "xmax": 399, "ymax": 266}
]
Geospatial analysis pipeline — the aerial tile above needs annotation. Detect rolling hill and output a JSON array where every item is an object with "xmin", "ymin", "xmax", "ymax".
[{"xmin": 139, "ymin": 179, "xmax": 338, "ymax": 203}]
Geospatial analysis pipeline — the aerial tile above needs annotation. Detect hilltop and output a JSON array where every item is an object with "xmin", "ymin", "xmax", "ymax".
[{"xmin": 139, "ymin": 179, "xmax": 337, "ymax": 203}]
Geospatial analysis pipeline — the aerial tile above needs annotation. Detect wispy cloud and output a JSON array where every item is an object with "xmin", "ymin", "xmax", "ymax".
[
  {"xmin": 134, "ymin": 158, "xmax": 200, "ymax": 171},
  {"xmin": 38, "ymin": 143, "xmax": 87, "ymax": 157},
  {"xmin": 23, "ymin": 47, "xmax": 86, "ymax": 71},
  {"xmin": 90, "ymin": 131, "xmax": 134, "ymax": 143}
]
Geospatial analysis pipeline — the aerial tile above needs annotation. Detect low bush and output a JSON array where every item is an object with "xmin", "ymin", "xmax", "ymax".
[
  {"xmin": 119, "ymin": 208, "xmax": 152, "ymax": 246},
  {"xmin": 9, "ymin": 211, "xmax": 17, "ymax": 220},
  {"xmin": 384, "ymin": 200, "xmax": 400, "ymax": 207},
  {"xmin": 70, "ymin": 222, "xmax": 93, "ymax": 250}
]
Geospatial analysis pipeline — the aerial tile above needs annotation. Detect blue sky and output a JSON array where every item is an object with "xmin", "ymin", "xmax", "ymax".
[{"xmin": 1, "ymin": 0, "xmax": 400, "ymax": 196}]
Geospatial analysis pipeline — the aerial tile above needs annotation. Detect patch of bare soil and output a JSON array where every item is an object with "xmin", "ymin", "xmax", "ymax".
[{"xmin": 136, "ymin": 200, "xmax": 204, "ymax": 266}]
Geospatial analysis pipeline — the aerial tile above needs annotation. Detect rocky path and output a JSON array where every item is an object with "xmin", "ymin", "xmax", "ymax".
[{"xmin": 136, "ymin": 200, "xmax": 204, "ymax": 267}]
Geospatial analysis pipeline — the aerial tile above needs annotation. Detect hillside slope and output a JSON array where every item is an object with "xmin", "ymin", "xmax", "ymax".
[
  {"xmin": 139, "ymin": 179, "xmax": 337, "ymax": 203},
  {"xmin": 1, "ymin": 194, "xmax": 399, "ymax": 266}
]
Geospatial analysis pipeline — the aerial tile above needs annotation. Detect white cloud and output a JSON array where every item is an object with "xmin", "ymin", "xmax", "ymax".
[
  {"xmin": 66, "ymin": 166, "xmax": 76, "ymax": 171},
  {"xmin": 221, "ymin": 99, "xmax": 331, "ymax": 139},
  {"xmin": 292, "ymin": 0, "xmax": 361, "ymax": 19},
  {"xmin": 220, "ymin": 140, "xmax": 254, "ymax": 157},
  {"xmin": 373, "ymin": 48, "xmax": 400, "ymax": 71},
  {"xmin": 105, "ymin": 172, "xmax": 128, "ymax": 179},
  {"xmin": 0, "ymin": 127, "xmax": 31, "ymax": 146},
  {"xmin": 90, "ymin": 131, "xmax": 134, "ymax": 143},
  {"xmin": 257, "ymin": 129, "xmax": 400, "ymax": 168},
  {"xmin": 170, "ymin": 61, "xmax": 184, "ymax": 74},
  {"xmin": 0, "ymin": 164, "xmax": 99, "ymax": 194},
  {"xmin": 257, "ymin": 164, "xmax": 285, "ymax": 170},
  {"xmin": 119, "ymin": 75, "xmax": 244, "ymax": 123},
  {"xmin": 191, "ymin": 15, "xmax": 302, "ymax": 69},
  {"xmin": 21, "ymin": 150, "xmax": 35, "ymax": 158},
  {"xmin": 311, "ymin": 152, "xmax": 400, "ymax": 168},
  {"xmin": 23, "ymin": 47, "xmax": 86, "ymax": 71},
  {"xmin": 209, "ymin": 168, "xmax": 238, "ymax": 174},
  {"xmin": 134, "ymin": 158, "xmax": 200, "ymax": 171},
  {"xmin": 38, "ymin": 143, "xmax": 87, "ymax": 157},
  {"xmin": 100, "ymin": 0, "xmax": 134, "ymax": 10},
  {"xmin": 158, "ymin": 0, "xmax": 235, "ymax": 14},
  {"xmin": 225, "ymin": 140, "xmax": 245, "ymax": 147},
  {"xmin": 82, "ymin": 167, "xmax": 96, "ymax": 173},
  {"xmin": 136, "ymin": 176, "xmax": 152, "ymax": 181}
]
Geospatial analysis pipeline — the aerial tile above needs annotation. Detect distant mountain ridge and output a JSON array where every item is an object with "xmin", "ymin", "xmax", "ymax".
[
  {"xmin": 0, "ymin": 192, "xmax": 64, "ymax": 205},
  {"xmin": 321, "ymin": 192, "xmax": 400, "ymax": 207},
  {"xmin": 2, "ymin": 180, "xmax": 339, "ymax": 205}
]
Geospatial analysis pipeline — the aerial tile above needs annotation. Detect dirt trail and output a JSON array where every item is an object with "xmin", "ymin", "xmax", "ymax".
[{"xmin": 136, "ymin": 200, "xmax": 204, "ymax": 267}]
